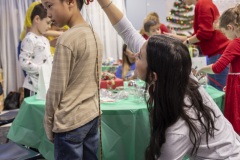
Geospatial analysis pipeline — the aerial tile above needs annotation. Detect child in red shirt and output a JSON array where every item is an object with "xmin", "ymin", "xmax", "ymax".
[
  {"xmin": 166, "ymin": 0, "xmax": 230, "ymax": 91},
  {"xmin": 197, "ymin": 4, "xmax": 240, "ymax": 134}
]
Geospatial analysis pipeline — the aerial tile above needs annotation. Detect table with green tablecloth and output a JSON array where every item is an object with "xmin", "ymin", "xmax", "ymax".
[{"xmin": 7, "ymin": 85, "xmax": 224, "ymax": 160}]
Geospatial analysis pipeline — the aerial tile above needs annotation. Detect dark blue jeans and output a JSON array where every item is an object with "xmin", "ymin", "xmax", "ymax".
[
  {"xmin": 207, "ymin": 54, "xmax": 229, "ymax": 91},
  {"xmin": 54, "ymin": 117, "xmax": 99, "ymax": 160}
]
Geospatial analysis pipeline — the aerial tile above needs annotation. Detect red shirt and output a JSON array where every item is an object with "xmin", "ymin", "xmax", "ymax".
[
  {"xmin": 193, "ymin": 0, "xmax": 229, "ymax": 57},
  {"xmin": 212, "ymin": 38, "xmax": 240, "ymax": 73},
  {"xmin": 160, "ymin": 24, "xmax": 169, "ymax": 34}
]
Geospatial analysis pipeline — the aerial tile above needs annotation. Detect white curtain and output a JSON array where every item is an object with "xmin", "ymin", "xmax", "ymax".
[
  {"xmin": 0, "ymin": 0, "xmax": 125, "ymax": 96},
  {"xmin": 0, "ymin": 0, "xmax": 35, "ymax": 97},
  {"xmin": 82, "ymin": 0, "xmax": 125, "ymax": 60}
]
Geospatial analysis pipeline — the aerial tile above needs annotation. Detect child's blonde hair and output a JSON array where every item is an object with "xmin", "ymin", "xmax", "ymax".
[
  {"xmin": 140, "ymin": 12, "xmax": 160, "ymax": 35},
  {"xmin": 218, "ymin": 4, "xmax": 240, "ymax": 30}
]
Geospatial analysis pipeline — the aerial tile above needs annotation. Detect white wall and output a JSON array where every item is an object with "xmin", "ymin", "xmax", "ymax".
[{"xmin": 126, "ymin": 0, "xmax": 174, "ymax": 30}]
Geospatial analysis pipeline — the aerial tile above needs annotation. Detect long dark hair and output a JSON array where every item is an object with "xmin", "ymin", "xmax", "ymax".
[{"xmin": 144, "ymin": 35, "xmax": 218, "ymax": 160}]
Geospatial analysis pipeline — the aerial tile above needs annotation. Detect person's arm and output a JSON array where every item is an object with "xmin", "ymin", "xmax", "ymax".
[
  {"xmin": 159, "ymin": 133, "xmax": 190, "ymax": 160},
  {"xmin": 128, "ymin": 69, "xmax": 137, "ymax": 80},
  {"xmin": 183, "ymin": 35, "xmax": 200, "ymax": 45},
  {"xmin": 194, "ymin": 3, "xmax": 215, "ymax": 41},
  {"xmin": 97, "ymin": 0, "xmax": 123, "ymax": 25},
  {"xmin": 19, "ymin": 37, "xmax": 40, "ymax": 75},
  {"xmin": 164, "ymin": 33, "xmax": 200, "ymax": 44},
  {"xmin": 97, "ymin": 0, "xmax": 145, "ymax": 53},
  {"xmin": 44, "ymin": 44, "xmax": 72, "ymax": 142},
  {"xmin": 197, "ymin": 39, "xmax": 240, "ymax": 77},
  {"xmin": 44, "ymin": 30, "xmax": 63, "ymax": 37},
  {"xmin": 163, "ymin": 32, "xmax": 187, "ymax": 41},
  {"xmin": 196, "ymin": 64, "xmax": 214, "ymax": 77}
]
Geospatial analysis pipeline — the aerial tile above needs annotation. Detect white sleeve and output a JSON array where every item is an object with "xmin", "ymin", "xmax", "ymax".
[
  {"xmin": 19, "ymin": 37, "xmax": 40, "ymax": 74},
  {"xmin": 159, "ymin": 134, "xmax": 191, "ymax": 160},
  {"xmin": 113, "ymin": 16, "xmax": 146, "ymax": 53}
]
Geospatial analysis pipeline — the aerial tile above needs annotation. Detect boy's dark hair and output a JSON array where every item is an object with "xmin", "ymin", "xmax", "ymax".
[
  {"xmin": 30, "ymin": 3, "xmax": 47, "ymax": 23},
  {"xmin": 76, "ymin": 0, "xmax": 84, "ymax": 10},
  {"xmin": 59, "ymin": 0, "xmax": 84, "ymax": 10},
  {"xmin": 144, "ymin": 20, "xmax": 158, "ymax": 32}
]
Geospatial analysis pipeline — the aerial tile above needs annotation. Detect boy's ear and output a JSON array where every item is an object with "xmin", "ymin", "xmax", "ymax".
[
  {"xmin": 33, "ymin": 15, "xmax": 40, "ymax": 23},
  {"xmin": 67, "ymin": 0, "xmax": 74, "ymax": 6}
]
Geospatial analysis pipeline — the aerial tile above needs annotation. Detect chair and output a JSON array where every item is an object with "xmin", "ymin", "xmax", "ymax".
[
  {"xmin": 0, "ymin": 109, "xmax": 19, "ymax": 143},
  {"xmin": 0, "ymin": 109, "xmax": 19, "ymax": 126},
  {"xmin": 0, "ymin": 141, "xmax": 43, "ymax": 160}
]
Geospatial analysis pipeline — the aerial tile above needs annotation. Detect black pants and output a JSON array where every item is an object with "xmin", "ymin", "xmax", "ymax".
[{"xmin": 24, "ymin": 88, "xmax": 36, "ymax": 98}]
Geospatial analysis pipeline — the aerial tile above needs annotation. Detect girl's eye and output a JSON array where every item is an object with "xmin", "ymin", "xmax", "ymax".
[{"xmin": 47, "ymin": 4, "xmax": 52, "ymax": 8}]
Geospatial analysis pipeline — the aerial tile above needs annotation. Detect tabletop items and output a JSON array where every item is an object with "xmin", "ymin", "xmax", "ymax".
[{"xmin": 100, "ymin": 79, "xmax": 148, "ymax": 103}]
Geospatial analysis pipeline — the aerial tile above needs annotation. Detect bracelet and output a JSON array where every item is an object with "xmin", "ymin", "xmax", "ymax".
[{"xmin": 102, "ymin": 1, "xmax": 112, "ymax": 9}]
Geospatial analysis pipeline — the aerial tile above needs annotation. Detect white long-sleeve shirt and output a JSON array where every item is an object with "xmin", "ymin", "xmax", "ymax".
[
  {"xmin": 114, "ymin": 16, "xmax": 240, "ymax": 159},
  {"xmin": 19, "ymin": 32, "xmax": 52, "ymax": 92}
]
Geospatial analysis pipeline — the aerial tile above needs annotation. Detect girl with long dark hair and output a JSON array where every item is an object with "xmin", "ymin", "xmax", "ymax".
[{"xmin": 96, "ymin": 0, "xmax": 240, "ymax": 159}]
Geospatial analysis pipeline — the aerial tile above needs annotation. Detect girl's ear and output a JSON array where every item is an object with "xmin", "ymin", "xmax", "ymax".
[{"xmin": 152, "ymin": 72, "xmax": 158, "ymax": 81}]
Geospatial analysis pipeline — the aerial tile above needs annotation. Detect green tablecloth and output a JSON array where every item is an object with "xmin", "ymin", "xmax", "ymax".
[{"xmin": 7, "ymin": 85, "xmax": 224, "ymax": 160}]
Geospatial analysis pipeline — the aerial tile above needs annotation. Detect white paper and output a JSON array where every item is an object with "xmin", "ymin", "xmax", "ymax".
[{"xmin": 36, "ymin": 61, "xmax": 52, "ymax": 100}]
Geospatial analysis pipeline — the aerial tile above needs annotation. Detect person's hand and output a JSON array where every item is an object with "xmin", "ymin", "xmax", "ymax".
[
  {"xmin": 163, "ymin": 32, "xmax": 176, "ymax": 37},
  {"xmin": 48, "ymin": 132, "xmax": 54, "ymax": 143},
  {"xmin": 196, "ymin": 69, "xmax": 206, "ymax": 79},
  {"xmin": 183, "ymin": 39, "xmax": 188, "ymax": 45},
  {"xmin": 191, "ymin": 68, "xmax": 197, "ymax": 76},
  {"xmin": 223, "ymin": 86, "xmax": 226, "ymax": 92}
]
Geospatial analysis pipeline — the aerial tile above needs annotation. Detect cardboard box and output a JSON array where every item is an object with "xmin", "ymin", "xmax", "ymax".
[{"xmin": 100, "ymin": 78, "xmax": 124, "ymax": 89}]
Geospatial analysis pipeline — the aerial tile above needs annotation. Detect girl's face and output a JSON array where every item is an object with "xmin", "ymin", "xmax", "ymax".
[{"xmin": 135, "ymin": 41, "xmax": 148, "ymax": 80}]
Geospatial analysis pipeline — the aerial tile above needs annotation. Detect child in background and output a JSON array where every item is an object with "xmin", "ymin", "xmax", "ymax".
[
  {"xmin": 140, "ymin": 12, "xmax": 169, "ymax": 39},
  {"xmin": 143, "ymin": 20, "xmax": 160, "ymax": 39},
  {"xmin": 197, "ymin": 5, "xmax": 240, "ymax": 134},
  {"xmin": 165, "ymin": 0, "xmax": 230, "ymax": 91},
  {"xmin": 19, "ymin": 3, "xmax": 52, "ymax": 98},
  {"xmin": 116, "ymin": 44, "xmax": 136, "ymax": 80},
  {"xmin": 18, "ymin": 1, "xmax": 66, "ymax": 59},
  {"xmin": 97, "ymin": 0, "xmax": 240, "ymax": 159},
  {"xmin": 42, "ymin": 0, "xmax": 103, "ymax": 159}
]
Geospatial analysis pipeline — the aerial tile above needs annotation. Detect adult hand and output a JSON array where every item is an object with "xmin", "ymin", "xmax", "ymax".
[{"xmin": 196, "ymin": 69, "xmax": 206, "ymax": 78}]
